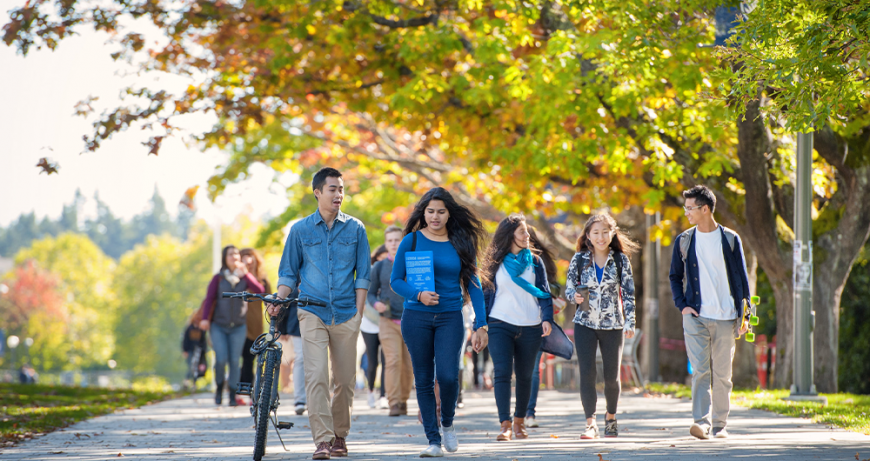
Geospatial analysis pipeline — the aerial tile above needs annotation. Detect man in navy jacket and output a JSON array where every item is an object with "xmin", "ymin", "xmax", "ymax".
[{"xmin": 669, "ymin": 185, "xmax": 750, "ymax": 440}]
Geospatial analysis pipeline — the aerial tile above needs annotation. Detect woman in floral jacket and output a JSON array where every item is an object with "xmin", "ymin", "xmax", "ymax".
[{"xmin": 565, "ymin": 212, "xmax": 639, "ymax": 439}]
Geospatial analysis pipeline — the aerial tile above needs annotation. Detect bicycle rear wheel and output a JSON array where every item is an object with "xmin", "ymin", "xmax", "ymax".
[{"xmin": 253, "ymin": 350, "xmax": 278, "ymax": 461}]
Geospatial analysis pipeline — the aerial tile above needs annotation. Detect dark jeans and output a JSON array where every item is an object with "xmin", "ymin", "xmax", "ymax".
[
  {"xmin": 574, "ymin": 324, "xmax": 624, "ymax": 419},
  {"xmin": 527, "ymin": 348, "xmax": 544, "ymax": 417},
  {"xmin": 402, "ymin": 309, "xmax": 464, "ymax": 445},
  {"xmin": 240, "ymin": 338, "xmax": 256, "ymax": 385},
  {"xmin": 488, "ymin": 320, "xmax": 543, "ymax": 423},
  {"xmin": 361, "ymin": 331, "xmax": 386, "ymax": 397}
]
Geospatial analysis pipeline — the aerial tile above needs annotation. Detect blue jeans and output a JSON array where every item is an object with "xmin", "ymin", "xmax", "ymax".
[
  {"xmin": 527, "ymin": 348, "xmax": 544, "ymax": 417},
  {"xmin": 402, "ymin": 309, "xmax": 464, "ymax": 446},
  {"xmin": 210, "ymin": 323, "xmax": 247, "ymax": 392},
  {"xmin": 488, "ymin": 319, "xmax": 543, "ymax": 423}
]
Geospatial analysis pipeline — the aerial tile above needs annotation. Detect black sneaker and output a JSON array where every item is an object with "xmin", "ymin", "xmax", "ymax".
[{"xmin": 604, "ymin": 419, "xmax": 618, "ymax": 437}]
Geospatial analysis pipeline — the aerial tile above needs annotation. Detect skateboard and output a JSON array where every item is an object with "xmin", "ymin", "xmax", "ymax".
[{"xmin": 740, "ymin": 295, "xmax": 761, "ymax": 342}]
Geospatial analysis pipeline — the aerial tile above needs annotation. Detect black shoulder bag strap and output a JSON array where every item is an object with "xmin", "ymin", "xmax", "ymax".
[{"xmin": 411, "ymin": 231, "xmax": 417, "ymax": 252}]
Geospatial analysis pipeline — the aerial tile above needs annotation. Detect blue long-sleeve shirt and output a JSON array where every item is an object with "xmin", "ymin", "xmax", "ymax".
[
  {"xmin": 277, "ymin": 209, "xmax": 371, "ymax": 326},
  {"xmin": 390, "ymin": 232, "xmax": 487, "ymax": 330}
]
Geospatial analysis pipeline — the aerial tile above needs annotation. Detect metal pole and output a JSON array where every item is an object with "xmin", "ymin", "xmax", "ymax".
[
  {"xmin": 643, "ymin": 212, "xmax": 661, "ymax": 383},
  {"xmin": 788, "ymin": 131, "xmax": 824, "ymax": 402}
]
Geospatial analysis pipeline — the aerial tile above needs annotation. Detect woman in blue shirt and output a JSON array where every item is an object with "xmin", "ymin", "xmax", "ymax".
[{"xmin": 391, "ymin": 187, "xmax": 489, "ymax": 458}]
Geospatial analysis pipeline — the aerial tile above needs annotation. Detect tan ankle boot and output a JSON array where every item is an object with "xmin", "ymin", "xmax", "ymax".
[
  {"xmin": 496, "ymin": 420, "xmax": 513, "ymax": 441},
  {"xmin": 513, "ymin": 417, "xmax": 529, "ymax": 439}
]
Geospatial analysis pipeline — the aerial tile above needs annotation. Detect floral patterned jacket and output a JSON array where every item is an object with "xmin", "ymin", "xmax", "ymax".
[{"xmin": 565, "ymin": 250, "xmax": 636, "ymax": 332}]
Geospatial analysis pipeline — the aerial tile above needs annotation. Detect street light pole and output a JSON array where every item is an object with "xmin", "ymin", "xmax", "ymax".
[
  {"xmin": 643, "ymin": 212, "xmax": 661, "ymax": 383},
  {"xmin": 787, "ymin": 131, "xmax": 826, "ymax": 403}
]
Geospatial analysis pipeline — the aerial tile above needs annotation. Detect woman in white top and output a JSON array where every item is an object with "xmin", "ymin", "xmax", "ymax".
[{"xmin": 481, "ymin": 214, "xmax": 554, "ymax": 441}]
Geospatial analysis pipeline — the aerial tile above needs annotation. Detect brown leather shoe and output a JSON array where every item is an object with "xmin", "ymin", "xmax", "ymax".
[
  {"xmin": 399, "ymin": 402, "xmax": 408, "ymax": 415},
  {"xmin": 330, "ymin": 437, "xmax": 348, "ymax": 457},
  {"xmin": 496, "ymin": 420, "xmax": 513, "ymax": 441},
  {"xmin": 513, "ymin": 417, "xmax": 529, "ymax": 439},
  {"xmin": 389, "ymin": 404, "xmax": 402, "ymax": 417},
  {"xmin": 313, "ymin": 442, "xmax": 331, "ymax": 460}
]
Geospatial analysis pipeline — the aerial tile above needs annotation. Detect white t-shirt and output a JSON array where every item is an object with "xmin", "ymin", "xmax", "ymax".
[
  {"xmin": 694, "ymin": 227, "xmax": 737, "ymax": 320},
  {"xmin": 489, "ymin": 263, "xmax": 542, "ymax": 326}
]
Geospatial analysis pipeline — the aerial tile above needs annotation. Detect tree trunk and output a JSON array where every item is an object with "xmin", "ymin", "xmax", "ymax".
[{"xmin": 732, "ymin": 249, "xmax": 760, "ymax": 388}]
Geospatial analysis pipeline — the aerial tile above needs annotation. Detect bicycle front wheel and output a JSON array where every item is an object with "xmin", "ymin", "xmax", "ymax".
[{"xmin": 253, "ymin": 349, "xmax": 278, "ymax": 461}]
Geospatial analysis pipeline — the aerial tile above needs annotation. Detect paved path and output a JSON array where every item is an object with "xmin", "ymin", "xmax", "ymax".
[{"xmin": 3, "ymin": 389, "xmax": 868, "ymax": 460}]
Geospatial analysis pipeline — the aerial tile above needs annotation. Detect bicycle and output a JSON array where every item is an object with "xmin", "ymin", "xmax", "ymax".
[{"xmin": 222, "ymin": 292, "xmax": 326, "ymax": 461}]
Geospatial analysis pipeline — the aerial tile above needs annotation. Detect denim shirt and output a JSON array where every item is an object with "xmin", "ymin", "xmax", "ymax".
[{"xmin": 277, "ymin": 209, "xmax": 372, "ymax": 325}]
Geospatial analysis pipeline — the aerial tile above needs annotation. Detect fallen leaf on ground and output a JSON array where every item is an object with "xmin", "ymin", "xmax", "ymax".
[{"xmin": 550, "ymin": 434, "xmax": 559, "ymax": 438}]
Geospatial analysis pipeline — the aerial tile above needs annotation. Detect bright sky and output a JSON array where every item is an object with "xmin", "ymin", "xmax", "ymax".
[{"xmin": 0, "ymin": 1, "xmax": 293, "ymax": 227}]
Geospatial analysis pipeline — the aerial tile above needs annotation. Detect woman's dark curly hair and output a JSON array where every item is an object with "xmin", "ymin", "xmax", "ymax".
[
  {"xmin": 404, "ymin": 187, "xmax": 487, "ymax": 297},
  {"xmin": 480, "ymin": 214, "xmax": 537, "ymax": 290}
]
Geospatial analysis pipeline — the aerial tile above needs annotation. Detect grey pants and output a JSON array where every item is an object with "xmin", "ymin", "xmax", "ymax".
[{"xmin": 683, "ymin": 314, "xmax": 737, "ymax": 429}]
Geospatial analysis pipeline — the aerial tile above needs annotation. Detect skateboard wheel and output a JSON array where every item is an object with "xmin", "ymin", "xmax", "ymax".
[
  {"xmin": 751, "ymin": 296, "xmax": 760, "ymax": 304},
  {"xmin": 750, "ymin": 315, "xmax": 759, "ymax": 326},
  {"xmin": 746, "ymin": 332, "xmax": 755, "ymax": 342}
]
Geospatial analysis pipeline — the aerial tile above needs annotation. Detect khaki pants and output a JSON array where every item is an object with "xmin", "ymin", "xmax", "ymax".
[
  {"xmin": 298, "ymin": 309, "xmax": 362, "ymax": 444},
  {"xmin": 683, "ymin": 314, "xmax": 737, "ymax": 429},
  {"xmin": 378, "ymin": 317, "xmax": 413, "ymax": 407}
]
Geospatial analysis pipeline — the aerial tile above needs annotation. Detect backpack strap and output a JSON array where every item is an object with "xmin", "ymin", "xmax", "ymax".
[
  {"xmin": 721, "ymin": 226, "xmax": 736, "ymax": 252},
  {"xmin": 411, "ymin": 231, "xmax": 417, "ymax": 252},
  {"xmin": 679, "ymin": 227, "xmax": 696, "ymax": 263}
]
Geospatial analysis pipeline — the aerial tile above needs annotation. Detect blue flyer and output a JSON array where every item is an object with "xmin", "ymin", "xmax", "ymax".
[{"xmin": 405, "ymin": 251, "xmax": 435, "ymax": 293}]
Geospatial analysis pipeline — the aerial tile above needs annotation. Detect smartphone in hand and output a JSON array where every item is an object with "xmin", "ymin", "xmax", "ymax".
[{"xmin": 577, "ymin": 285, "xmax": 590, "ymax": 312}]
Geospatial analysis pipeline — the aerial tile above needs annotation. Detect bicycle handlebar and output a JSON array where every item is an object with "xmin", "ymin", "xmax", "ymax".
[{"xmin": 221, "ymin": 292, "xmax": 327, "ymax": 308}]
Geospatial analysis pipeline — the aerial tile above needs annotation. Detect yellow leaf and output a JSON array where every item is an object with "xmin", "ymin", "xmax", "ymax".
[{"xmin": 306, "ymin": 25, "xmax": 316, "ymax": 35}]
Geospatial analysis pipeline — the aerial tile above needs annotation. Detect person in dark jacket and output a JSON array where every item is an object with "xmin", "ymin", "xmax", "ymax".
[
  {"xmin": 182, "ymin": 310, "xmax": 208, "ymax": 388},
  {"xmin": 481, "ymin": 214, "xmax": 553, "ymax": 441},
  {"xmin": 199, "ymin": 245, "xmax": 265, "ymax": 406},
  {"xmin": 669, "ymin": 185, "xmax": 750, "ymax": 440},
  {"xmin": 369, "ymin": 225, "xmax": 413, "ymax": 416}
]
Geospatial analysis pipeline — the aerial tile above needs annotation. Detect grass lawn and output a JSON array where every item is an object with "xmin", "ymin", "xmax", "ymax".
[
  {"xmin": 0, "ymin": 383, "xmax": 177, "ymax": 446},
  {"xmin": 648, "ymin": 382, "xmax": 870, "ymax": 435}
]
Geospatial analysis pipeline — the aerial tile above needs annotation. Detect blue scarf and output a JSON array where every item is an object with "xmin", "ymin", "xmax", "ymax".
[{"xmin": 503, "ymin": 248, "xmax": 551, "ymax": 299}]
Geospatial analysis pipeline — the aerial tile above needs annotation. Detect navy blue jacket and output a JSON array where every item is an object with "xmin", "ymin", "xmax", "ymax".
[
  {"xmin": 668, "ymin": 226, "xmax": 751, "ymax": 319},
  {"xmin": 483, "ymin": 255, "xmax": 555, "ymax": 324}
]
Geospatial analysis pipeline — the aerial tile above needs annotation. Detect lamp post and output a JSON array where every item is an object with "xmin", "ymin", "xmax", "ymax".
[{"xmin": 786, "ymin": 132, "xmax": 826, "ymax": 404}]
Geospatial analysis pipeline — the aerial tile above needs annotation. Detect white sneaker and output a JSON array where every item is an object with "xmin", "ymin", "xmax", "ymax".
[
  {"xmin": 378, "ymin": 396, "xmax": 390, "ymax": 409},
  {"xmin": 419, "ymin": 444, "xmax": 444, "ymax": 457},
  {"xmin": 294, "ymin": 403, "xmax": 306, "ymax": 415},
  {"xmin": 442, "ymin": 425, "xmax": 459, "ymax": 452},
  {"xmin": 367, "ymin": 391, "xmax": 377, "ymax": 409},
  {"xmin": 713, "ymin": 427, "xmax": 729, "ymax": 438},
  {"xmin": 527, "ymin": 416, "xmax": 539, "ymax": 428},
  {"xmin": 580, "ymin": 423, "xmax": 599, "ymax": 439},
  {"xmin": 690, "ymin": 423, "xmax": 710, "ymax": 440}
]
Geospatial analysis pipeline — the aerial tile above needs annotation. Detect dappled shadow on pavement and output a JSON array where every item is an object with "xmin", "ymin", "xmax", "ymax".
[{"xmin": 1, "ymin": 389, "xmax": 867, "ymax": 460}]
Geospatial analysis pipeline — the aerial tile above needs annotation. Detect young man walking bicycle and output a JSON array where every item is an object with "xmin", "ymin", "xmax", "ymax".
[
  {"xmin": 669, "ymin": 185, "xmax": 751, "ymax": 440},
  {"xmin": 270, "ymin": 167, "xmax": 371, "ymax": 460}
]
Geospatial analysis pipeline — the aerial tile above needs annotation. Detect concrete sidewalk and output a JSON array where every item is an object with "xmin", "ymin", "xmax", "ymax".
[{"xmin": 2, "ymin": 388, "xmax": 867, "ymax": 460}]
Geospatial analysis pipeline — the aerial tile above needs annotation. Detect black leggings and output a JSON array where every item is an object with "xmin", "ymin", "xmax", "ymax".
[
  {"xmin": 362, "ymin": 331, "xmax": 386, "ymax": 396},
  {"xmin": 574, "ymin": 324, "xmax": 624, "ymax": 419}
]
